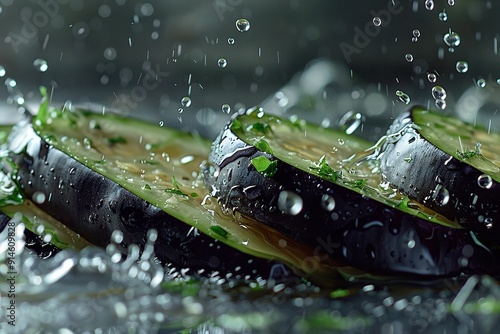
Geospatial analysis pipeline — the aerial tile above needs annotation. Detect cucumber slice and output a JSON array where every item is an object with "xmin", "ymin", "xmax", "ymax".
[
  {"xmin": 204, "ymin": 108, "xmax": 499, "ymax": 278},
  {"xmin": 4, "ymin": 101, "xmax": 344, "ymax": 284},
  {"xmin": 379, "ymin": 106, "xmax": 499, "ymax": 243}
]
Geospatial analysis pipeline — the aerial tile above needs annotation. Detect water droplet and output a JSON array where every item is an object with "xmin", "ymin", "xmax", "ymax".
[
  {"xmin": 407, "ymin": 239, "xmax": 416, "ymax": 249},
  {"xmin": 396, "ymin": 90, "xmax": 411, "ymax": 104},
  {"xmin": 435, "ymin": 98, "xmax": 446, "ymax": 110},
  {"xmin": 444, "ymin": 31, "xmax": 460, "ymax": 47},
  {"xmin": 32, "ymin": 191, "xmax": 46, "ymax": 204},
  {"xmin": 448, "ymin": 0, "xmax": 455, "ymax": 5},
  {"xmin": 181, "ymin": 96, "xmax": 192, "ymax": 107},
  {"xmin": 439, "ymin": 11, "xmax": 448, "ymax": 21},
  {"xmin": 373, "ymin": 17, "xmax": 382, "ymax": 27},
  {"xmin": 405, "ymin": 53, "xmax": 414, "ymax": 62},
  {"xmin": 277, "ymin": 191, "xmax": 303, "ymax": 216},
  {"xmin": 427, "ymin": 73, "xmax": 437, "ymax": 82},
  {"xmin": 217, "ymin": 58, "xmax": 227, "ymax": 68},
  {"xmin": 432, "ymin": 184, "xmax": 450, "ymax": 206},
  {"xmin": 0, "ymin": 66, "xmax": 5, "ymax": 77},
  {"xmin": 485, "ymin": 217, "xmax": 493, "ymax": 229},
  {"xmin": 104, "ymin": 47, "xmax": 117, "ymax": 60},
  {"xmin": 33, "ymin": 58, "xmax": 48, "ymax": 72},
  {"xmin": 338, "ymin": 111, "xmax": 364, "ymax": 134},
  {"xmin": 178, "ymin": 107, "xmax": 184, "ymax": 114},
  {"xmin": 456, "ymin": 61, "xmax": 469, "ymax": 73},
  {"xmin": 425, "ymin": 0, "xmax": 434, "ymax": 10},
  {"xmin": 221, "ymin": 104, "xmax": 231, "ymax": 114},
  {"xmin": 69, "ymin": 167, "xmax": 76, "ymax": 175},
  {"xmin": 227, "ymin": 37, "xmax": 235, "ymax": 45},
  {"xmin": 235, "ymin": 18, "xmax": 250, "ymax": 32},
  {"xmin": 411, "ymin": 37, "xmax": 418, "ymax": 43},
  {"xmin": 431, "ymin": 85, "xmax": 447, "ymax": 100},
  {"xmin": 476, "ymin": 78, "xmax": 486, "ymax": 88},
  {"xmin": 477, "ymin": 174, "xmax": 493, "ymax": 189},
  {"xmin": 412, "ymin": 29, "xmax": 421, "ymax": 38},
  {"xmin": 321, "ymin": 194, "xmax": 336, "ymax": 211}
]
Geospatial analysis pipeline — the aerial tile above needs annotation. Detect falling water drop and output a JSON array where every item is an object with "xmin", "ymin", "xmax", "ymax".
[
  {"xmin": 439, "ymin": 11, "xmax": 448, "ymax": 21},
  {"xmin": 221, "ymin": 104, "xmax": 231, "ymax": 114},
  {"xmin": 396, "ymin": 90, "xmax": 411, "ymax": 104},
  {"xmin": 476, "ymin": 78, "xmax": 486, "ymax": 88},
  {"xmin": 427, "ymin": 73, "xmax": 437, "ymax": 82},
  {"xmin": 217, "ymin": 58, "xmax": 227, "ymax": 68},
  {"xmin": 227, "ymin": 38, "xmax": 235, "ymax": 45},
  {"xmin": 181, "ymin": 96, "xmax": 192, "ymax": 108},
  {"xmin": 405, "ymin": 53, "xmax": 414, "ymax": 62},
  {"xmin": 431, "ymin": 85, "xmax": 447, "ymax": 100},
  {"xmin": 33, "ymin": 58, "xmax": 49, "ymax": 72},
  {"xmin": 425, "ymin": 0, "xmax": 434, "ymax": 10},
  {"xmin": 373, "ymin": 17, "xmax": 382, "ymax": 27},
  {"xmin": 0, "ymin": 66, "xmax": 5, "ymax": 77},
  {"xmin": 444, "ymin": 31, "xmax": 461, "ymax": 47},
  {"xmin": 456, "ymin": 61, "xmax": 469, "ymax": 73},
  {"xmin": 448, "ymin": 0, "xmax": 455, "ymax": 5},
  {"xmin": 435, "ymin": 98, "xmax": 447, "ymax": 110},
  {"xmin": 338, "ymin": 111, "xmax": 364, "ymax": 134},
  {"xmin": 236, "ymin": 19, "xmax": 250, "ymax": 32},
  {"xmin": 321, "ymin": 194, "xmax": 336, "ymax": 211}
]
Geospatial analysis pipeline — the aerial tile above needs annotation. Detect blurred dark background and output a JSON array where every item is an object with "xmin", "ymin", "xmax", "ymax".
[{"xmin": 0, "ymin": 0, "xmax": 499, "ymax": 140}]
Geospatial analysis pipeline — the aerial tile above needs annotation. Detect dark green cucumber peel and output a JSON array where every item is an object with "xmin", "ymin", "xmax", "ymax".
[
  {"xmin": 379, "ymin": 106, "xmax": 499, "ymax": 244},
  {"xmin": 5, "ymin": 117, "xmax": 278, "ymax": 278},
  {"xmin": 204, "ymin": 108, "xmax": 500, "ymax": 278}
]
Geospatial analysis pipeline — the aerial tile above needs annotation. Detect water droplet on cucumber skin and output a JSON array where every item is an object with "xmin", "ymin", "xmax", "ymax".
[
  {"xmin": 432, "ymin": 184, "xmax": 450, "ymax": 206},
  {"xmin": 321, "ymin": 194, "xmax": 336, "ymax": 211},
  {"xmin": 278, "ymin": 190, "xmax": 303, "ymax": 215},
  {"xmin": 477, "ymin": 174, "xmax": 493, "ymax": 189}
]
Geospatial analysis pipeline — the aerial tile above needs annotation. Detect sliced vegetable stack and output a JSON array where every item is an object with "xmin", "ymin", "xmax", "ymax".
[
  {"xmin": 2, "ymin": 92, "xmax": 345, "ymax": 285},
  {"xmin": 378, "ymin": 106, "xmax": 499, "ymax": 245},
  {"xmin": 204, "ymin": 107, "xmax": 500, "ymax": 278}
]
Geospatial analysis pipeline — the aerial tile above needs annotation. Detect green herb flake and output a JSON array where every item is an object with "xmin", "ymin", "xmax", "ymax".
[
  {"xmin": 246, "ymin": 122, "xmax": 271, "ymax": 134},
  {"xmin": 210, "ymin": 225, "xmax": 230, "ymax": 239},
  {"xmin": 251, "ymin": 155, "xmax": 278, "ymax": 177},
  {"xmin": 310, "ymin": 155, "xmax": 340, "ymax": 182},
  {"xmin": 343, "ymin": 178, "xmax": 367, "ymax": 189},
  {"xmin": 230, "ymin": 119, "xmax": 242, "ymax": 131},
  {"xmin": 106, "ymin": 136, "xmax": 127, "ymax": 145},
  {"xmin": 330, "ymin": 289, "xmax": 351, "ymax": 299},
  {"xmin": 165, "ymin": 188, "xmax": 188, "ymax": 196},
  {"xmin": 143, "ymin": 184, "xmax": 151, "ymax": 190},
  {"xmin": 190, "ymin": 192, "xmax": 199, "ymax": 198},
  {"xmin": 172, "ymin": 175, "xmax": 182, "ymax": 189},
  {"xmin": 254, "ymin": 139, "xmax": 273, "ymax": 154},
  {"xmin": 456, "ymin": 142, "xmax": 482, "ymax": 160},
  {"xmin": 403, "ymin": 156, "xmax": 412, "ymax": 163}
]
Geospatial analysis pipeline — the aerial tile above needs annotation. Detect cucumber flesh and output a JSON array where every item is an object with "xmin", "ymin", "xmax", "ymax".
[
  {"xmin": 379, "ymin": 106, "xmax": 499, "ymax": 244},
  {"xmin": 5, "ymin": 105, "xmax": 345, "ymax": 284},
  {"xmin": 204, "ymin": 108, "xmax": 500, "ymax": 278}
]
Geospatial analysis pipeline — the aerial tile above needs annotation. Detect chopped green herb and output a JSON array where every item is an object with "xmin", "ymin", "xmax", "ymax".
[
  {"xmin": 456, "ymin": 142, "xmax": 482, "ymax": 160},
  {"xmin": 254, "ymin": 139, "xmax": 273, "ymax": 154},
  {"xmin": 165, "ymin": 188, "xmax": 188, "ymax": 196},
  {"xmin": 246, "ymin": 122, "xmax": 271, "ymax": 134},
  {"xmin": 190, "ymin": 192, "xmax": 198, "ymax": 198},
  {"xmin": 106, "ymin": 136, "xmax": 127, "ymax": 144},
  {"xmin": 310, "ymin": 155, "xmax": 341, "ymax": 182},
  {"xmin": 172, "ymin": 175, "xmax": 182, "ymax": 189},
  {"xmin": 210, "ymin": 225, "xmax": 229, "ymax": 239},
  {"xmin": 143, "ymin": 184, "xmax": 151, "ymax": 190},
  {"xmin": 343, "ymin": 178, "xmax": 367, "ymax": 189},
  {"xmin": 231, "ymin": 119, "xmax": 242, "ymax": 131},
  {"xmin": 403, "ymin": 156, "xmax": 412, "ymax": 163},
  {"xmin": 251, "ymin": 155, "xmax": 278, "ymax": 177},
  {"xmin": 330, "ymin": 289, "xmax": 351, "ymax": 299}
]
